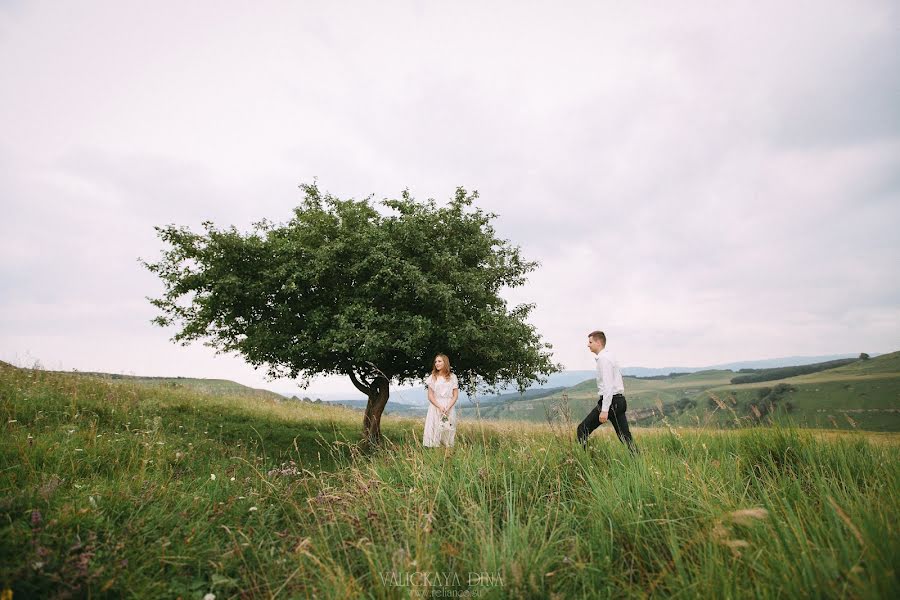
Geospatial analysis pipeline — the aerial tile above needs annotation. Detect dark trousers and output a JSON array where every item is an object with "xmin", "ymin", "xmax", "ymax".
[{"xmin": 577, "ymin": 394, "xmax": 637, "ymax": 453}]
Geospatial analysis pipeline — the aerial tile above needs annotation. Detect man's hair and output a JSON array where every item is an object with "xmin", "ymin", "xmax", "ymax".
[{"xmin": 588, "ymin": 330, "xmax": 606, "ymax": 345}]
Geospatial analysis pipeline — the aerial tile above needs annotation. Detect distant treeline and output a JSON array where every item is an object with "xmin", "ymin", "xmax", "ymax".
[
  {"xmin": 730, "ymin": 358, "xmax": 857, "ymax": 385},
  {"xmin": 633, "ymin": 372, "xmax": 693, "ymax": 380}
]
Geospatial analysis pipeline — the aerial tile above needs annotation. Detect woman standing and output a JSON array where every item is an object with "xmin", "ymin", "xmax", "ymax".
[{"xmin": 423, "ymin": 354, "xmax": 459, "ymax": 448}]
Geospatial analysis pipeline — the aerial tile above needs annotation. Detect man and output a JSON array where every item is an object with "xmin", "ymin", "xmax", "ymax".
[{"xmin": 576, "ymin": 330, "xmax": 637, "ymax": 453}]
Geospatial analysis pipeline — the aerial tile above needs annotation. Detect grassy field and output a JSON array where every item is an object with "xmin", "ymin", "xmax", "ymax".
[
  {"xmin": 466, "ymin": 353, "xmax": 900, "ymax": 433},
  {"xmin": 2, "ymin": 362, "xmax": 898, "ymax": 598}
]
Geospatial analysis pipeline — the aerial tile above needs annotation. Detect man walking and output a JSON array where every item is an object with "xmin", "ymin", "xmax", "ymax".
[{"xmin": 577, "ymin": 330, "xmax": 637, "ymax": 453}]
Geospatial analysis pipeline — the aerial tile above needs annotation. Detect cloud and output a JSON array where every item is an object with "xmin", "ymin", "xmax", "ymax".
[{"xmin": 1, "ymin": 0, "xmax": 898, "ymax": 396}]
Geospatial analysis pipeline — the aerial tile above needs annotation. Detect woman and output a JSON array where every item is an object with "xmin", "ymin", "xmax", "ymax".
[{"xmin": 423, "ymin": 354, "xmax": 459, "ymax": 448}]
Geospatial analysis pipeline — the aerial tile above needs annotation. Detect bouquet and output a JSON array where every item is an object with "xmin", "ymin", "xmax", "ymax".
[{"xmin": 440, "ymin": 411, "xmax": 453, "ymax": 432}]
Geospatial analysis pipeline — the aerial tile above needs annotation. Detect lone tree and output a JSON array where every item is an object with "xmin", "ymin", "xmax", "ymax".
[{"xmin": 142, "ymin": 184, "xmax": 559, "ymax": 445}]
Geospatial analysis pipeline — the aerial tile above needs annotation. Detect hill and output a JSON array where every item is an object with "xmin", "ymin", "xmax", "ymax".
[
  {"xmin": 620, "ymin": 353, "xmax": 863, "ymax": 377},
  {"xmin": 1, "ymin": 358, "xmax": 898, "ymax": 598},
  {"xmin": 728, "ymin": 358, "xmax": 859, "ymax": 384},
  {"xmin": 45, "ymin": 367, "xmax": 285, "ymax": 401},
  {"xmin": 470, "ymin": 352, "xmax": 900, "ymax": 432}
]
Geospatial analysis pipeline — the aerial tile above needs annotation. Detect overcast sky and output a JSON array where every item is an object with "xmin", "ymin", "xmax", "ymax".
[{"xmin": 2, "ymin": 1, "xmax": 898, "ymax": 398}]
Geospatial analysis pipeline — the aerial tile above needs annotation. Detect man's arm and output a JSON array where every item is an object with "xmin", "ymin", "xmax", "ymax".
[{"xmin": 598, "ymin": 355, "xmax": 616, "ymax": 421}]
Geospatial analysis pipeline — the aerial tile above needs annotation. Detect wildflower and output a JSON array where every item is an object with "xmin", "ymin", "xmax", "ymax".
[
  {"xmin": 249, "ymin": 506, "xmax": 258, "ymax": 512},
  {"xmin": 230, "ymin": 477, "xmax": 235, "ymax": 482},
  {"xmin": 203, "ymin": 594, "xmax": 216, "ymax": 600},
  {"xmin": 210, "ymin": 474, "xmax": 216, "ymax": 481}
]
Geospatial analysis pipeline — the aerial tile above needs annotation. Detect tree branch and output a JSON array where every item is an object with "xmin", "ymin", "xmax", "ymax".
[{"xmin": 347, "ymin": 368, "xmax": 372, "ymax": 396}]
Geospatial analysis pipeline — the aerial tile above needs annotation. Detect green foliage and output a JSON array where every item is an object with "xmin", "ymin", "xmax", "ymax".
[
  {"xmin": 674, "ymin": 397, "xmax": 696, "ymax": 412},
  {"xmin": 142, "ymin": 184, "xmax": 558, "ymax": 395}
]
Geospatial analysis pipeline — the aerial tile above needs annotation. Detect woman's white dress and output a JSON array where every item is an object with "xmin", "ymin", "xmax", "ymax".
[{"xmin": 423, "ymin": 373, "xmax": 458, "ymax": 447}]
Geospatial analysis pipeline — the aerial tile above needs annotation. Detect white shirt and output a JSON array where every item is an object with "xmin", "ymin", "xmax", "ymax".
[{"xmin": 594, "ymin": 348, "xmax": 625, "ymax": 413}]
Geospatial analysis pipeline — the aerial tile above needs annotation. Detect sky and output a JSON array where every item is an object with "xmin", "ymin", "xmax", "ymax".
[{"xmin": 2, "ymin": 1, "xmax": 898, "ymax": 399}]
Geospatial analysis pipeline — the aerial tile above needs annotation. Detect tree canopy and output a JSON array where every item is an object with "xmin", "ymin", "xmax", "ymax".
[{"xmin": 143, "ymin": 184, "xmax": 560, "ymax": 442}]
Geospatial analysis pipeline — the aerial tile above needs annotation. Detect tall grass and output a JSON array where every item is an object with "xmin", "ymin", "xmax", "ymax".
[{"xmin": 1, "ymin": 363, "xmax": 897, "ymax": 598}]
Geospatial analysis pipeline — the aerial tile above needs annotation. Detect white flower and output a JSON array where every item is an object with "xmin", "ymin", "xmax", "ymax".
[
  {"xmin": 249, "ymin": 506, "xmax": 258, "ymax": 512},
  {"xmin": 230, "ymin": 477, "xmax": 235, "ymax": 481},
  {"xmin": 210, "ymin": 474, "xmax": 216, "ymax": 481},
  {"xmin": 203, "ymin": 594, "xmax": 216, "ymax": 600}
]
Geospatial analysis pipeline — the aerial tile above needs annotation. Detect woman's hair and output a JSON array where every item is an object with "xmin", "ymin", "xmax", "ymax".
[{"xmin": 431, "ymin": 354, "xmax": 451, "ymax": 379}]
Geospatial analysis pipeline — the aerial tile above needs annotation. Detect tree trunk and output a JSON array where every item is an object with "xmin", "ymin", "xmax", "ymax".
[{"xmin": 362, "ymin": 376, "xmax": 390, "ymax": 446}]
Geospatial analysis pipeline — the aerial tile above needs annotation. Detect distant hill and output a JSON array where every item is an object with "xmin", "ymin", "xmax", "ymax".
[
  {"xmin": 465, "ymin": 351, "xmax": 900, "ymax": 432},
  {"xmin": 622, "ymin": 354, "xmax": 865, "ymax": 377},
  {"xmin": 37, "ymin": 367, "xmax": 285, "ymax": 401},
  {"xmin": 728, "ymin": 358, "xmax": 859, "ymax": 384}
]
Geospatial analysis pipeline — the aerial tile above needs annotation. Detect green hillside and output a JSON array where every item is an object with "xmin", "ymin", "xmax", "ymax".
[
  {"xmin": 652, "ymin": 353, "xmax": 900, "ymax": 431},
  {"xmin": 794, "ymin": 350, "xmax": 900, "ymax": 378},
  {"xmin": 728, "ymin": 358, "xmax": 858, "ymax": 384},
  {"xmin": 464, "ymin": 353, "xmax": 900, "ymax": 432},
  {"xmin": 52, "ymin": 368, "xmax": 285, "ymax": 401},
  {"xmin": 462, "ymin": 370, "xmax": 737, "ymax": 425},
  {"xmin": 2, "ymin": 360, "xmax": 898, "ymax": 598}
]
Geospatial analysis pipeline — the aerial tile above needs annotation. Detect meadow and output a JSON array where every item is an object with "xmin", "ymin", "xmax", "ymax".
[
  {"xmin": 1, "ymin": 361, "xmax": 898, "ymax": 598},
  {"xmin": 465, "ymin": 352, "xmax": 900, "ymax": 433}
]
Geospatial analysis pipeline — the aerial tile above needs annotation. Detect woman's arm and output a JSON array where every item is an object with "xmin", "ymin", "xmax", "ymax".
[
  {"xmin": 447, "ymin": 387, "xmax": 459, "ymax": 411},
  {"xmin": 427, "ymin": 385, "xmax": 442, "ymax": 410}
]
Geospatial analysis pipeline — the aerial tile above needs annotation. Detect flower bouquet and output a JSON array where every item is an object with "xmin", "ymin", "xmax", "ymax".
[{"xmin": 440, "ymin": 412, "xmax": 453, "ymax": 433}]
